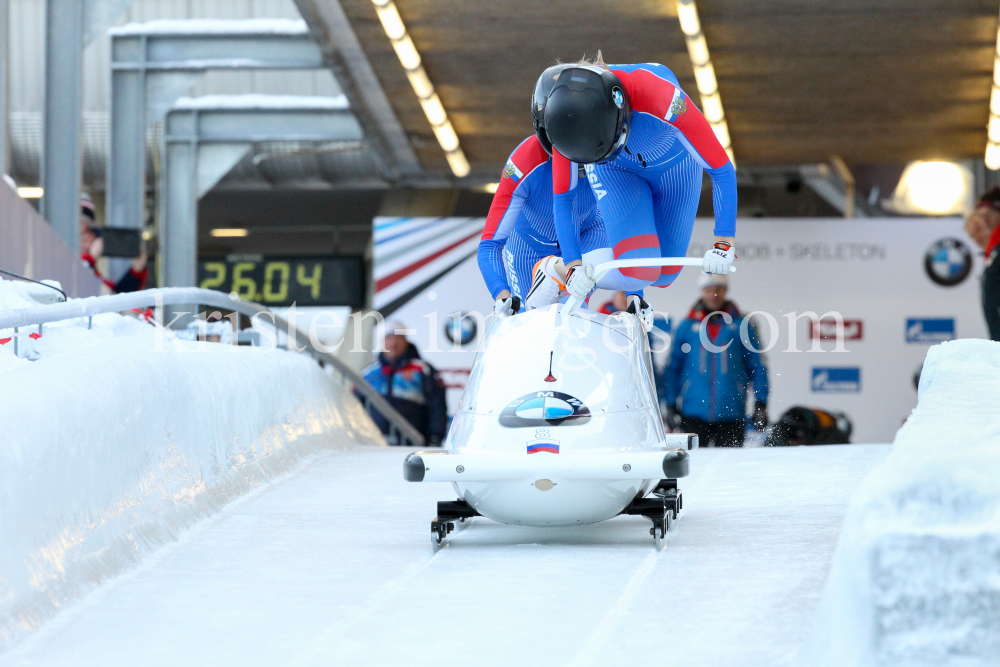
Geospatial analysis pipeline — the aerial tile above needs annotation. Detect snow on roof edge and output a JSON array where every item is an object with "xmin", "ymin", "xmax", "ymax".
[
  {"xmin": 109, "ymin": 18, "xmax": 309, "ymax": 37},
  {"xmin": 172, "ymin": 94, "xmax": 350, "ymax": 111}
]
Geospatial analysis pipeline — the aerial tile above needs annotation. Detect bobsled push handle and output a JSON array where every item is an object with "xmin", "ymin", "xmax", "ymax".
[{"xmin": 561, "ymin": 257, "xmax": 737, "ymax": 315}]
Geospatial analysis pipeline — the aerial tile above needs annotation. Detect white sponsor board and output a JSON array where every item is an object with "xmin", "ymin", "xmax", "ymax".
[{"xmin": 384, "ymin": 217, "xmax": 987, "ymax": 444}]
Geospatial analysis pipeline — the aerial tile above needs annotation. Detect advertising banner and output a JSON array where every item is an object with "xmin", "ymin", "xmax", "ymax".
[{"xmin": 375, "ymin": 217, "xmax": 988, "ymax": 444}]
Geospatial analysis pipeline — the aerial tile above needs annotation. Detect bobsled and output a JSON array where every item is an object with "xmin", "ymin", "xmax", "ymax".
[{"xmin": 404, "ymin": 257, "xmax": 734, "ymax": 548}]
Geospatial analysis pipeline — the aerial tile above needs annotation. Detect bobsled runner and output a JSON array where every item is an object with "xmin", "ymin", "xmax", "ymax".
[{"xmin": 405, "ymin": 257, "xmax": 734, "ymax": 549}]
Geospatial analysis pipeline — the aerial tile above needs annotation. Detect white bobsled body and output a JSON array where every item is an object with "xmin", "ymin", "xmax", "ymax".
[{"xmin": 434, "ymin": 304, "xmax": 682, "ymax": 527}]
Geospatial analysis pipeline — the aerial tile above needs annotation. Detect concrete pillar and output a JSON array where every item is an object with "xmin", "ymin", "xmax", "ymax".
[
  {"xmin": 0, "ymin": 0, "xmax": 9, "ymax": 176},
  {"xmin": 40, "ymin": 0, "xmax": 85, "ymax": 253}
]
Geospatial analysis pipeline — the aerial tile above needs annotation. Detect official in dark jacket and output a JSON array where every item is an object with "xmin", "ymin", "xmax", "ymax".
[
  {"xmin": 984, "ymin": 226, "xmax": 1000, "ymax": 341},
  {"xmin": 663, "ymin": 273, "xmax": 769, "ymax": 447},
  {"xmin": 360, "ymin": 321, "xmax": 447, "ymax": 446},
  {"xmin": 968, "ymin": 188, "xmax": 1000, "ymax": 341}
]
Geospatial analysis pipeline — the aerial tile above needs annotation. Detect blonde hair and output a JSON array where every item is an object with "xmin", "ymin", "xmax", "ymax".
[{"xmin": 576, "ymin": 50, "xmax": 610, "ymax": 71}]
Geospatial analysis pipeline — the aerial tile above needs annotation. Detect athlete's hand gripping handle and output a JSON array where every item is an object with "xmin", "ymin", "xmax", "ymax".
[
  {"xmin": 702, "ymin": 241, "xmax": 735, "ymax": 275},
  {"xmin": 493, "ymin": 295, "xmax": 521, "ymax": 317},
  {"xmin": 565, "ymin": 264, "xmax": 596, "ymax": 302}
]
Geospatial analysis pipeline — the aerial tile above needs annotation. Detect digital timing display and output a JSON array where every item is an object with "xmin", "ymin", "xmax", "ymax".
[{"xmin": 197, "ymin": 256, "xmax": 364, "ymax": 308}]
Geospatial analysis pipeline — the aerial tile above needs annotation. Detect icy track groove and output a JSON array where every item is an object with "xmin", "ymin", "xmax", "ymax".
[{"xmin": 1, "ymin": 443, "xmax": 890, "ymax": 667}]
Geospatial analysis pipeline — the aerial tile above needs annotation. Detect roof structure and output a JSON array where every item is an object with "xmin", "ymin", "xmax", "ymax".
[{"xmin": 302, "ymin": 0, "xmax": 999, "ymax": 178}]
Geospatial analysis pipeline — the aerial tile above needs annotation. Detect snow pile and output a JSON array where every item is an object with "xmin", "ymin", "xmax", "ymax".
[
  {"xmin": 804, "ymin": 339, "xmax": 1000, "ymax": 667},
  {"xmin": 0, "ymin": 282, "xmax": 384, "ymax": 649},
  {"xmin": 0, "ymin": 277, "xmax": 161, "ymax": 364},
  {"xmin": 174, "ymin": 318, "xmax": 234, "ymax": 344},
  {"xmin": 0, "ymin": 280, "xmax": 64, "ymax": 306},
  {"xmin": 0, "ymin": 278, "xmax": 37, "ymax": 310}
]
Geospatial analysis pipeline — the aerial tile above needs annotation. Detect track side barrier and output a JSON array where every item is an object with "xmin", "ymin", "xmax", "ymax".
[
  {"xmin": 0, "ymin": 288, "xmax": 397, "ymax": 649},
  {"xmin": 0, "ymin": 287, "xmax": 424, "ymax": 448}
]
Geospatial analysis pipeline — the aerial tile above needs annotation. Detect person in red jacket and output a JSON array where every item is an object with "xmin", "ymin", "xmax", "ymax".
[{"xmin": 79, "ymin": 196, "xmax": 148, "ymax": 293}]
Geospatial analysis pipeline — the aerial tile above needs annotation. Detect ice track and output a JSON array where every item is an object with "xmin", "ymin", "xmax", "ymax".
[{"xmin": 2, "ymin": 443, "xmax": 889, "ymax": 667}]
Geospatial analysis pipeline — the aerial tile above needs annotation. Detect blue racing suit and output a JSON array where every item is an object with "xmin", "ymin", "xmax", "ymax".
[
  {"xmin": 478, "ymin": 135, "xmax": 609, "ymax": 300},
  {"xmin": 550, "ymin": 63, "xmax": 737, "ymax": 295}
]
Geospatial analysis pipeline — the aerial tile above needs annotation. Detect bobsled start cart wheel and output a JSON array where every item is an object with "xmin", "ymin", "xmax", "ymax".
[
  {"xmin": 651, "ymin": 524, "xmax": 665, "ymax": 549},
  {"xmin": 649, "ymin": 513, "xmax": 670, "ymax": 548}
]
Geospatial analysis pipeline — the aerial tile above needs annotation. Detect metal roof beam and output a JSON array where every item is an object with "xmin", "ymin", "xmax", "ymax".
[
  {"xmin": 110, "ymin": 21, "xmax": 323, "ymax": 71},
  {"xmin": 293, "ymin": 0, "xmax": 423, "ymax": 179},
  {"xmin": 167, "ymin": 99, "xmax": 361, "ymax": 144}
]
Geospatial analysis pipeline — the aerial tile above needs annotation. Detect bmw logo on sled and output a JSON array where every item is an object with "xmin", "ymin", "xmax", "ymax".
[{"xmin": 403, "ymin": 257, "xmax": 724, "ymax": 549}]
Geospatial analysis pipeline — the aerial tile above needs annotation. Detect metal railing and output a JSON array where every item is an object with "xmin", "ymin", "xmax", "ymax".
[{"xmin": 0, "ymin": 287, "xmax": 425, "ymax": 448}]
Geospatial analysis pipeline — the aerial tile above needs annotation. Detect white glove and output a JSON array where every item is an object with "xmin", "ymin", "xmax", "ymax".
[
  {"xmin": 702, "ymin": 241, "xmax": 735, "ymax": 274},
  {"xmin": 493, "ymin": 295, "xmax": 521, "ymax": 317},
  {"xmin": 566, "ymin": 264, "xmax": 596, "ymax": 301}
]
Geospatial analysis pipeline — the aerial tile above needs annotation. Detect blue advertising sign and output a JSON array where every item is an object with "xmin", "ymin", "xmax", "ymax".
[
  {"xmin": 811, "ymin": 367, "xmax": 862, "ymax": 393},
  {"xmin": 905, "ymin": 318, "xmax": 955, "ymax": 343}
]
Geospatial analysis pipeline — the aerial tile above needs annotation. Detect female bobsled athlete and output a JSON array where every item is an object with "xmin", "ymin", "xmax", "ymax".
[
  {"xmin": 478, "ymin": 134, "xmax": 613, "ymax": 316},
  {"xmin": 529, "ymin": 53, "xmax": 737, "ymax": 322}
]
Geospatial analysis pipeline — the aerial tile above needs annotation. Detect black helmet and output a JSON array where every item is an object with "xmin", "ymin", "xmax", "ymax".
[{"xmin": 532, "ymin": 64, "xmax": 631, "ymax": 164}]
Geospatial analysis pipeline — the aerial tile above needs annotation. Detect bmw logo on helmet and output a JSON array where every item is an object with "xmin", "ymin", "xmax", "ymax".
[
  {"xmin": 444, "ymin": 312, "xmax": 478, "ymax": 346},
  {"xmin": 499, "ymin": 391, "xmax": 591, "ymax": 428},
  {"xmin": 924, "ymin": 238, "xmax": 972, "ymax": 287},
  {"xmin": 611, "ymin": 87, "xmax": 624, "ymax": 109}
]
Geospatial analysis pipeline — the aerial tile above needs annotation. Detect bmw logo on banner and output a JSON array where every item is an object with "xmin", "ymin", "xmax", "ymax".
[
  {"xmin": 499, "ymin": 391, "xmax": 591, "ymax": 428},
  {"xmin": 924, "ymin": 238, "xmax": 972, "ymax": 287},
  {"xmin": 444, "ymin": 312, "xmax": 477, "ymax": 346}
]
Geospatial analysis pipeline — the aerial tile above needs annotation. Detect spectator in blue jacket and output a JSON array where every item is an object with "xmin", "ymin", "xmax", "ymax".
[
  {"xmin": 359, "ymin": 321, "xmax": 447, "ymax": 446},
  {"xmin": 663, "ymin": 274, "xmax": 769, "ymax": 447}
]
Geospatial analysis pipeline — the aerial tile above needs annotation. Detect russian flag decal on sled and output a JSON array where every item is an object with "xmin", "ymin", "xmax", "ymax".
[{"xmin": 527, "ymin": 440, "xmax": 559, "ymax": 454}]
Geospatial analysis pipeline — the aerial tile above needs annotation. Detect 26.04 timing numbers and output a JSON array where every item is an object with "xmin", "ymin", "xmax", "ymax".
[{"xmin": 200, "ymin": 261, "xmax": 322, "ymax": 304}]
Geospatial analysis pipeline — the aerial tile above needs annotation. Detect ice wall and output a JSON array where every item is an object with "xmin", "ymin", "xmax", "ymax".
[
  {"xmin": 0, "ymin": 306, "xmax": 384, "ymax": 649},
  {"xmin": 804, "ymin": 339, "xmax": 1000, "ymax": 667}
]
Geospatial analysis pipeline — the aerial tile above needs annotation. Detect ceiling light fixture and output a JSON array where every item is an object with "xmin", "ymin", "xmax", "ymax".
[
  {"xmin": 675, "ymin": 0, "xmax": 734, "ymax": 165},
  {"xmin": 211, "ymin": 228, "xmax": 249, "ymax": 237},
  {"xmin": 17, "ymin": 186, "xmax": 43, "ymax": 198},
  {"xmin": 886, "ymin": 161, "xmax": 973, "ymax": 216},
  {"xmin": 371, "ymin": 0, "xmax": 470, "ymax": 178}
]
